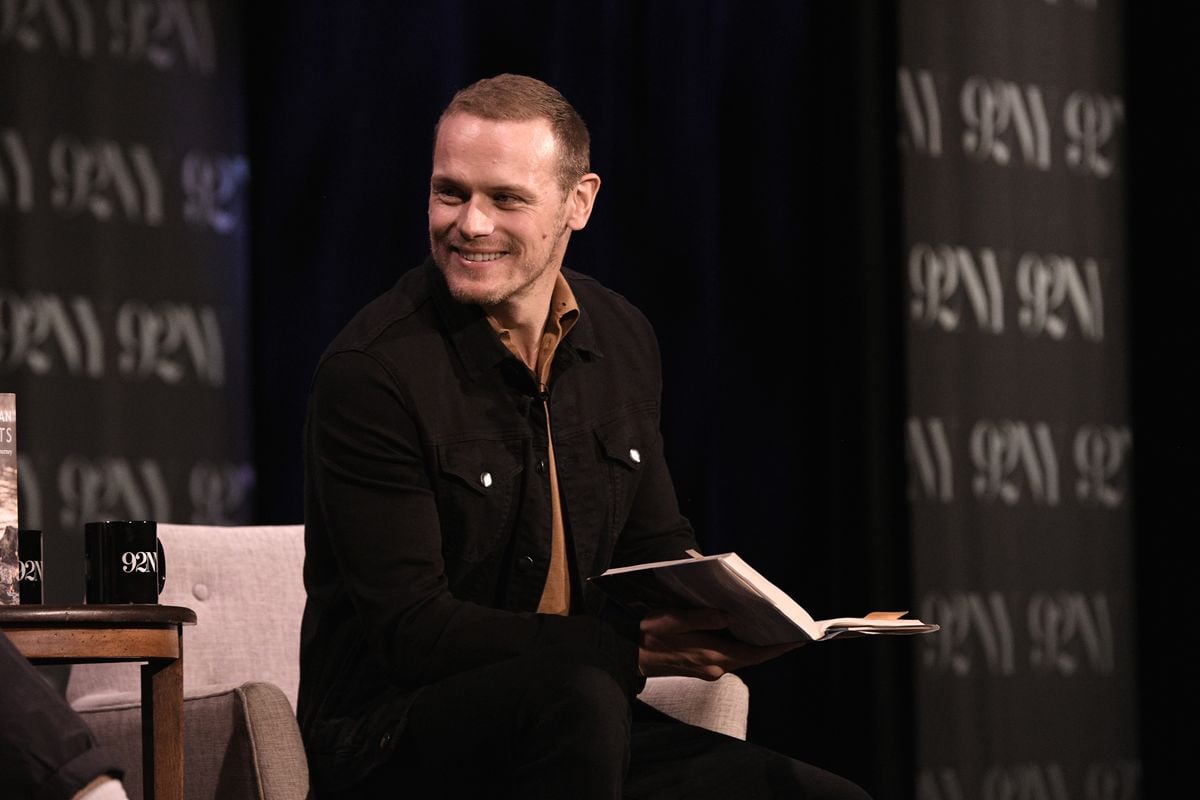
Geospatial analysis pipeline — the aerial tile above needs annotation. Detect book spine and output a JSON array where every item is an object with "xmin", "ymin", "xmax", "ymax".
[{"xmin": 0, "ymin": 394, "xmax": 18, "ymax": 604}]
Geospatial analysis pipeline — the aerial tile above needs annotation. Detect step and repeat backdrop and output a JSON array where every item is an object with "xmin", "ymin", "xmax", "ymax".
[
  {"xmin": 900, "ymin": 1, "xmax": 1139, "ymax": 798},
  {"xmin": 0, "ymin": 0, "xmax": 252, "ymax": 602}
]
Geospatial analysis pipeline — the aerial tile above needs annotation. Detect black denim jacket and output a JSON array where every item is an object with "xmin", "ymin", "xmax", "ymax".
[{"xmin": 298, "ymin": 259, "xmax": 698, "ymax": 786}]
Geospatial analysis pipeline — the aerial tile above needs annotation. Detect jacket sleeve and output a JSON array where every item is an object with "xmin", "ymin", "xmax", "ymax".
[
  {"xmin": 603, "ymin": 415, "xmax": 700, "ymax": 569},
  {"xmin": 605, "ymin": 304, "xmax": 700, "ymax": 568},
  {"xmin": 306, "ymin": 349, "xmax": 643, "ymax": 697}
]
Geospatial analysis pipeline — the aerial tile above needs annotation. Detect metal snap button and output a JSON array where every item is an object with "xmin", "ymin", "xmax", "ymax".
[
  {"xmin": 629, "ymin": 448, "xmax": 641, "ymax": 464},
  {"xmin": 480, "ymin": 471, "xmax": 493, "ymax": 488}
]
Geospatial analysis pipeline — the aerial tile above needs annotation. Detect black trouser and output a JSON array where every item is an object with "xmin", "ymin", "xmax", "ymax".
[
  {"xmin": 0, "ymin": 631, "xmax": 123, "ymax": 800},
  {"xmin": 337, "ymin": 650, "xmax": 873, "ymax": 799}
]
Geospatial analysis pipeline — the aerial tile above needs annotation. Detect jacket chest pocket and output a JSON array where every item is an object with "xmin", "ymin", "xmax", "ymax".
[
  {"xmin": 592, "ymin": 415, "xmax": 652, "ymax": 537},
  {"xmin": 433, "ymin": 440, "xmax": 524, "ymax": 563}
]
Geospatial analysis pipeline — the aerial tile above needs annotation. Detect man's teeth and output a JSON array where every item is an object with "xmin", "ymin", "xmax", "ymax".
[{"xmin": 459, "ymin": 251, "xmax": 504, "ymax": 262}]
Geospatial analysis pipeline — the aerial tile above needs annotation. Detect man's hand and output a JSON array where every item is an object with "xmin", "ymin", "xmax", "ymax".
[{"xmin": 637, "ymin": 608, "xmax": 804, "ymax": 681}]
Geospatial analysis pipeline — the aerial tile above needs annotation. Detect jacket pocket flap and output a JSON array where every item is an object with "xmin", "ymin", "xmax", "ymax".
[
  {"xmin": 436, "ymin": 440, "xmax": 524, "ymax": 494},
  {"xmin": 594, "ymin": 419, "xmax": 649, "ymax": 471}
]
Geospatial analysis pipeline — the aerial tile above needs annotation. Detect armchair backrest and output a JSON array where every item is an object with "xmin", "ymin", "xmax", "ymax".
[{"xmin": 67, "ymin": 523, "xmax": 306, "ymax": 710}]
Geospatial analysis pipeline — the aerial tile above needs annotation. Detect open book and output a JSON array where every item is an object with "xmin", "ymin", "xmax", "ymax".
[{"xmin": 588, "ymin": 551, "xmax": 938, "ymax": 646}]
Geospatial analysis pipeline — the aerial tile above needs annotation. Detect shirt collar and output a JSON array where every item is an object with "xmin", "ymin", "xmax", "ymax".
[
  {"xmin": 428, "ymin": 260, "xmax": 603, "ymax": 385},
  {"xmin": 485, "ymin": 271, "xmax": 579, "ymax": 344}
]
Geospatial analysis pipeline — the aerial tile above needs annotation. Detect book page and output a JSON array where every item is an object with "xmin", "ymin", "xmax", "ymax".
[
  {"xmin": 815, "ymin": 616, "xmax": 940, "ymax": 640},
  {"xmin": 591, "ymin": 555, "xmax": 819, "ymax": 644},
  {"xmin": 818, "ymin": 616, "xmax": 930, "ymax": 628},
  {"xmin": 715, "ymin": 554, "xmax": 820, "ymax": 639}
]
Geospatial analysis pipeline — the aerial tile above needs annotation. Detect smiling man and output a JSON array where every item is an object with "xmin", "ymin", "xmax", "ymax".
[{"xmin": 298, "ymin": 74, "xmax": 871, "ymax": 799}]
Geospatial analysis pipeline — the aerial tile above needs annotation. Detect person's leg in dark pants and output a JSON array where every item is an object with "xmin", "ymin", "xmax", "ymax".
[
  {"xmin": 0, "ymin": 631, "xmax": 125, "ymax": 800},
  {"xmin": 338, "ymin": 648, "xmax": 870, "ymax": 799},
  {"xmin": 626, "ymin": 701, "xmax": 873, "ymax": 800},
  {"xmin": 345, "ymin": 648, "xmax": 633, "ymax": 799}
]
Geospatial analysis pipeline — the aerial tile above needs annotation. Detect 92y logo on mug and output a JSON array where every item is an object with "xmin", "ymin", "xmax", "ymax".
[
  {"xmin": 121, "ymin": 549, "xmax": 159, "ymax": 573},
  {"xmin": 84, "ymin": 520, "xmax": 165, "ymax": 604}
]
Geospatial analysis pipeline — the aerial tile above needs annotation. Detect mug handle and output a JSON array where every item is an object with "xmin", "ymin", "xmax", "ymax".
[{"xmin": 156, "ymin": 537, "xmax": 167, "ymax": 594}]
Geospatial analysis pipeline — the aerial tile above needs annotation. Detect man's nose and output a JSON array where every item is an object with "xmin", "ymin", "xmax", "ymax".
[{"xmin": 458, "ymin": 198, "xmax": 494, "ymax": 238}]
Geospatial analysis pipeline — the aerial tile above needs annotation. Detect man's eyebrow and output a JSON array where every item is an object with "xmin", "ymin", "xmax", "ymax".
[
  {"xmin": 429, "ymin": 175, "xmax": 463, "ymax": 190},
  {"xmin": 488, "ymin": 184, "xmax": 533, "ymax": 197},
  {"xmin": 430, "ymin": 177, "xmax": 534, "ymax": 198}
]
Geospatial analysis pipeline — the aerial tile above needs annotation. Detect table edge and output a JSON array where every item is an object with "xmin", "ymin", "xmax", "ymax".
[{"xmin": 0, "ymin": 604, "xmax": 197, "ymax": 626}]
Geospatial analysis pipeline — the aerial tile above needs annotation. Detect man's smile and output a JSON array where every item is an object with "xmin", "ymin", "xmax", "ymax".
[{"xmin": 454, "ymin": 248, "xmax": 508, "ymax": 263}]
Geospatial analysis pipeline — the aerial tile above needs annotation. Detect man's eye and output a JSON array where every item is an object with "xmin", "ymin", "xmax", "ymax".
[
  {"xmin": 434, "ymin": 188, "xmax": 465, "ymax": 203},
  {"xmin": 494, "ymin": 194, "xmax": 521, "ymax": 205}
]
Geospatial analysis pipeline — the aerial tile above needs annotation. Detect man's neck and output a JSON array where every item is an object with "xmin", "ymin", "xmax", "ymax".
[{"xmin": 485, "ymin": 271, "xmax": 559, "ymax": 371}]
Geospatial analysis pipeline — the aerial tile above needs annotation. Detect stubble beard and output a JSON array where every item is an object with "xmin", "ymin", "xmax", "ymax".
[
  {"xmin": 432, "ymin": 235, "xmax": 541, "ymax": 308},
  {"xmin": 432, "ymin": 211, "xmax": 570, "ymax": 309}
]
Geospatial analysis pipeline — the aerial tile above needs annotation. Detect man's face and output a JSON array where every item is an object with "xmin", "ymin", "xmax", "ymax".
[{"xmin": 429, "ymin": 113, "xmax": 595, "ymax": 313}]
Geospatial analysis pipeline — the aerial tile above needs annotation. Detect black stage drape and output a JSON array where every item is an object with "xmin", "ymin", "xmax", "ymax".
[
  {"xmin": 246, "ymin": 1, "xmax": 911, "ymax": 794},
  {"xmin": 1125, "ymin": 5, "xmax": 1200, "ymax": 797}
]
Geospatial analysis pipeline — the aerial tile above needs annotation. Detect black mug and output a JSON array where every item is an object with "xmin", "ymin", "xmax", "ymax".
[
  {"xmin": 18, "ymin": 528, "xmax": 42, "ymax": 604},
  {"xmin": 84, "ymin": 520, "xmax": 166, "ymax": 604}
]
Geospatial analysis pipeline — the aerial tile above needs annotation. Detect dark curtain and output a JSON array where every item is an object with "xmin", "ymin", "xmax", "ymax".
[
  {"xmin": 247, "ymin": 2, "xmax": 910, "ymax": 793},
  {"xmin": 1126, "ymin": 5, "xmax": 1200, "ymax": 797}
]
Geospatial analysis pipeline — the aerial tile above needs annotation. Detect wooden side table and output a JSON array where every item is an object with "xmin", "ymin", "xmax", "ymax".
[{"xmin": 0, "ymin": 604, "xmax": 197, "ymax": 800}]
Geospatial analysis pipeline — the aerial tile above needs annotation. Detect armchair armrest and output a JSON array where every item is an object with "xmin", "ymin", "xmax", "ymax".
[
  {"xmin": 637, "ymin": 674, "xmax": 749, "ymax": 740},
  {"xmin": 75, "ymin": 681, "xmax": 309, "ymax": 800}
]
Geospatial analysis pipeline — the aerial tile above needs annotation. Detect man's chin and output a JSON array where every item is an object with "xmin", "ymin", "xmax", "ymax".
[{"xmin": 442, "ymin": 270, "xmax": 507, "ymax": 308}]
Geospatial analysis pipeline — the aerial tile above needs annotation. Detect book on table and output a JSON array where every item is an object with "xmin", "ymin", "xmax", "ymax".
[
  {"xmin": 588, "ymin": 551, "xmax": 939, "ymax": 647},
  {"xmin": 1, "ymin": 393, "xmax": 17, "ymax": 605}
]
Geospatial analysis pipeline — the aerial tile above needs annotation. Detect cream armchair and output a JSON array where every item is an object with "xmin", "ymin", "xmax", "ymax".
[{"xmin": 66, "ymin": 524, "xmax": 749, "ymax": 800}]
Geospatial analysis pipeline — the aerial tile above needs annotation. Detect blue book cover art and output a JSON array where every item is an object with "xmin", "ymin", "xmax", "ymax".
[{"xmin": 0, "ymin": 393, "xmax": 17, "ymax": 604}]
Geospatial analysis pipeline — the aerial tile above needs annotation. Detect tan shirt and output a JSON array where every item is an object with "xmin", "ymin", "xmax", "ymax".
[{"xmin": 487, "ymin": 274, "xmax": 578, "ymax": 615}]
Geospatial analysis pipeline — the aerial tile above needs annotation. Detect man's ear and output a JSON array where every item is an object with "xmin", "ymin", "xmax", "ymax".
[{"xmin": 565, "ymin": 173, "xmax": 601, "ymax": 231}]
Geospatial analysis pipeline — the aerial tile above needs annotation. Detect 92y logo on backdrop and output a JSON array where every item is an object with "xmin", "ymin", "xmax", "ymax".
[
  {"xmin": 918, "ymin": 760, "xmax": 1140, "ymax": 800},
  {"xmin": 906, "ymin": 417, "xmax": 1132, "ymax": 508},
  {"xmin": 909, "ymin": 243, "xmax": 1105, "ymax": 342},
  {"xmin": 920, "ymin": 590, "xmax": 1115, "ymax": 677},
  {"xmin": 49, "ymin": 137, "xmax": 163, "ymax": 224},
  {"xmin": 17, "ymin": 455, "xmax": 255, "ymax": 530},
  {"xmin": 898, "ymin": 68, "xmax": 1124, "ymax": 177},
  {"xmin": 0, "ymin": 290, "xmax": 226, "ymax": 386},
  {"xmin": 57, "ymin": 455, "xmax": 170, "ymax": 529},
  {"xmin": 0, "ymin": 292, "xmax": 105, "ymax": 377},
  {"xmin": 0, "ymin": 129, "xmax": 33, "ymax": 211},
  {"xmin": 0, "ymin": 0, "xmax": 217, "ymax": 74},
  {"xmin": 971, "ymin": 420, "xmax": 1059, "ymax": 506},
  {"xmin": 0, "ymin": 129, "xmax": 249, "ymax": 232}
]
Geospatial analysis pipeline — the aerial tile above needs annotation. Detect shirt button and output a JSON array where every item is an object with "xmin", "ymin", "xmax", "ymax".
[
  {"xmin": 629, "ymin": 448, "xmax": 641, "ymax": 464},
  {"xmin": 479, "ymin": 471, "xmax": 493, "ymax": 488},
  {"xmin": 517, "ymin": 555, "xmax": 535, "ymax": 571},
  {"xmin": 379, "ymin": 732, "xmax": 392, "ymax": 750},
  {"xmin": 536, "ymin": 459, "xmax": 547, "ymax": 474}
]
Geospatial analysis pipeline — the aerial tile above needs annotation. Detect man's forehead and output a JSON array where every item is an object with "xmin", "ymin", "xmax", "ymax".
[{"xmin": 433, "ymin": 113, "xmax": 559, "ymax": 171}]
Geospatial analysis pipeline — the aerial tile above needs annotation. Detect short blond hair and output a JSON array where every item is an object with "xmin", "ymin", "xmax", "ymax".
[{"xmin": 437, "ymin": 74, "xmax": 591, "ymax": 192}]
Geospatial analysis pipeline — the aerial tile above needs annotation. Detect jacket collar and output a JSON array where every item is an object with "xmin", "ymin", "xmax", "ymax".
[{"xmin": 424, "ymin": 259, "xmax": 604, "ymax": 387}]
